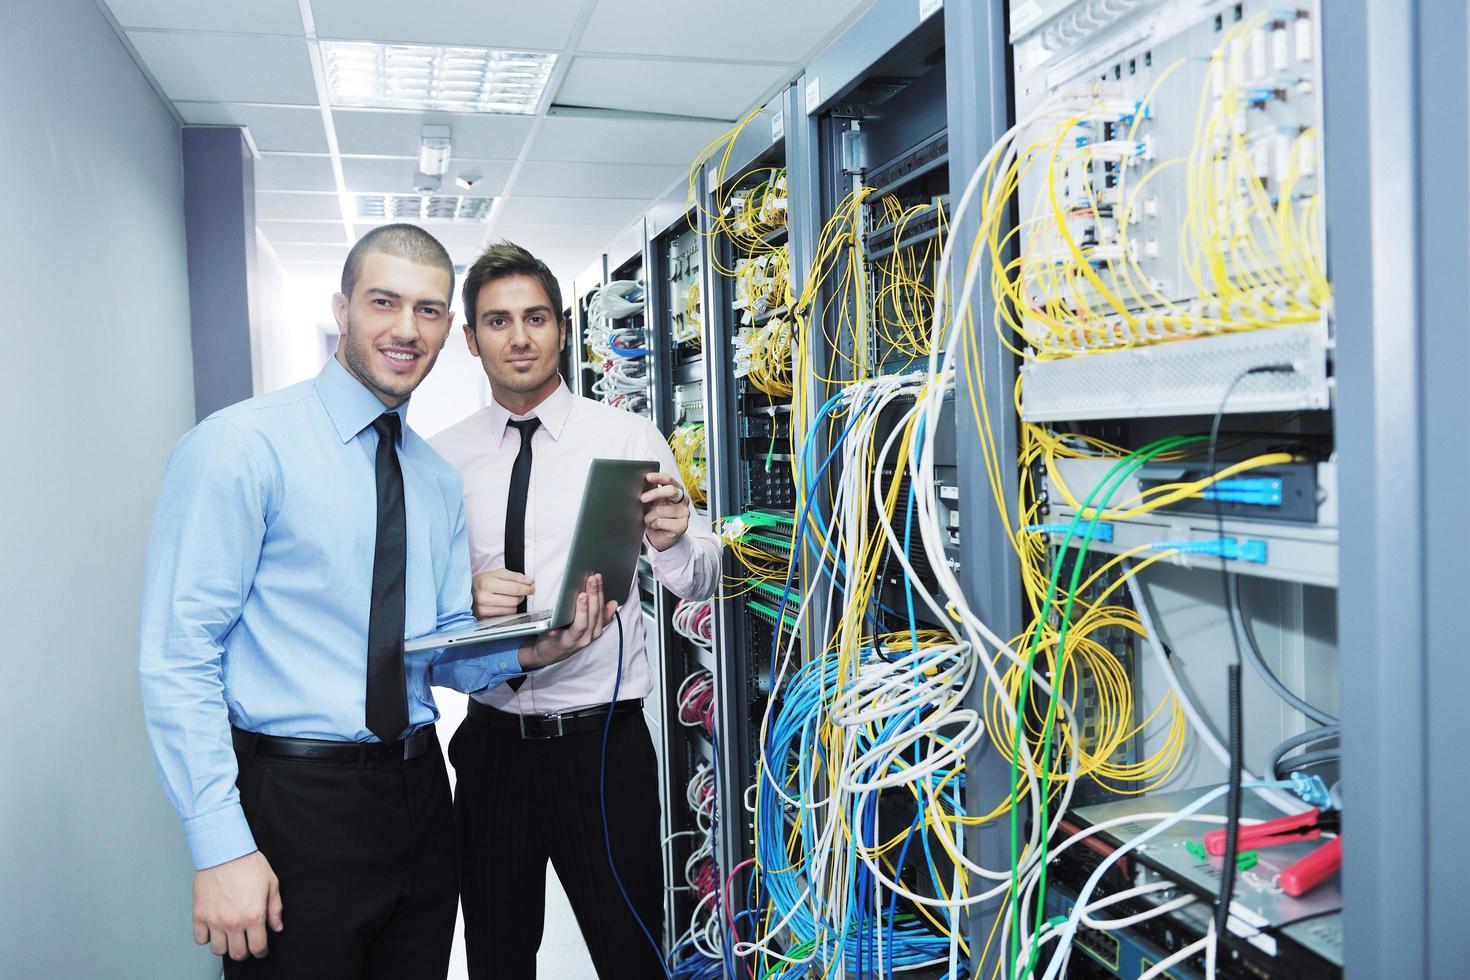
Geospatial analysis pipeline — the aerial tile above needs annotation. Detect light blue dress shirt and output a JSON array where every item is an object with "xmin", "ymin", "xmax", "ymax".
[{"xmin": 139, "ymin": 357, "xmax": 525, "ymax": 871}]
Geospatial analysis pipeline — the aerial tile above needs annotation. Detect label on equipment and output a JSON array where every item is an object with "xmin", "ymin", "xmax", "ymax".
[
  {"xmin": 1011, "ymin": 0, "xmax": 1044, "ymax": 35},
  {"xmin": 805, "ymin": 76, "xmax": 821, "ymax": 114},
  {"xmin": 771, "ymin": 110, "xmax": 784, "ymax": 142},
  {"xmin": 919, "ymin": 0, "xmax": 943, "ymax": 21}
]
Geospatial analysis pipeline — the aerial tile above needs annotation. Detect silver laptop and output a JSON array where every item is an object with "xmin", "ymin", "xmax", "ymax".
[{"xmin": 404, "ymin": 458, "xmax": 659, "ymax": 653}]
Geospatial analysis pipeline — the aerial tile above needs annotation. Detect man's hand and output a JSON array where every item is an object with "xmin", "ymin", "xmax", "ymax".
[
  {"xmin": 193, "ymin": 850, "xmax": 283, "ymax": 961},
  {"xmin": 473, "ymin": 568, "xmax": 535, "ymax": 619},
  {"xmin": 518, "ymin": 573, "xmax": 619, "ymax": 670},
  {"xmin": 641, "ymin": 471, "xmax": 691, "ymax": 552}
]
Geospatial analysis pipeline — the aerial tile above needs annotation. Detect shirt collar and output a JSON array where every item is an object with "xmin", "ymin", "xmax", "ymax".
[
  {"xmin": 486, "ymin": 378, "xmax": 574, "ymax": 443},
  {"xmin": 314, "ymin": 356, "xmax": 408, "ymax": 445}
]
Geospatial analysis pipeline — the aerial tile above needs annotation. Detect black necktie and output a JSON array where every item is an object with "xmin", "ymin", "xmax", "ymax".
[
  {"xmin": 504, "ymin": 418, "xmax": 541, "ymax": 615},
  {"xmin": 366, "ymin": 412, "xmax": 408, "ymax": 743}
]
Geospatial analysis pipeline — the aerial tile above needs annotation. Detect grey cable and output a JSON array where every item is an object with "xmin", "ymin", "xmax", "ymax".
[
  {"xmin": 1267, "ymin": 725, "xmax": 1340, "ymax": 781},
  {"xmin": 1274, "ymin": 749, "xmax": 1341, "ymax": 776},
  {"xmin": 1227, "ymin": 573, "xmax": 1338, "ymax": 727}
]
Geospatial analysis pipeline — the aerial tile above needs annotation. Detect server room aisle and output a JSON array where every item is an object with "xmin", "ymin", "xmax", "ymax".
[{"xmin": 436, "ymin": 693, "xmax": 598, "ymax": 979}]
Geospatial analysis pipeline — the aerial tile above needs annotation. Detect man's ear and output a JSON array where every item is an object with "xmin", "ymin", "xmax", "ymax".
[
  {"xmin": 559, "ymin": 317, "xmax": 568, "ymax": 351},
  {"xmin": 331, "ymin": 291, "xmax": 350, "ymax": 335},
  {"xmin": 463, "ymin": 321, "xmax": 480, "ymax": 357}
]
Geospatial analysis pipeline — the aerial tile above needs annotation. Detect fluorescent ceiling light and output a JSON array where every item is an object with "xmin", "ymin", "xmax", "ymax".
[
  {"xmin": 323, "ymin": 41, "xmax": 556, "ymax": 115},
  {"xmin": 356, "ymin": 194, "xmax": 495, "ymax": 222}
]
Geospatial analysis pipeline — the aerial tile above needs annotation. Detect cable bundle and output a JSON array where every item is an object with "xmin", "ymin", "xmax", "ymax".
[
  {"xmin": 871, "ymin": 195, "xmax": 948, "ymax": 368},
  {"xmin": 677, "ymin": 669, "xmax": 716, "ymax": 738},
  {"xmin": 673, "ymin": 598, "xmax": 714, "ymax": 647},
  {"xmin": 584, "ymin": 280, "xmax": 651, "ymax": 414},
  {"xmin": 886, "ymin": 67, "xmax": 1332, "ymax": 974},
  {"xmin": 982, "ymin": 17, "xmax": 1328, "ymax": 359},
  {"xmin": 669, "ymin": 423, "xmax": 709, "ymax": 509},
  {"xmin": 674, "ymin": 279, "xmax": 703, "ymax": 347}
]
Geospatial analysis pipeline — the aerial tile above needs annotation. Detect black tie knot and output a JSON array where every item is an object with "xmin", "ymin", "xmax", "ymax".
[
  {"xmin": 372, "ymin": 412, "xmax": 402, "ymax": 442},
  {"xmin": 508, "ymin": 417, "xmax": 540, "ymax": 443}
]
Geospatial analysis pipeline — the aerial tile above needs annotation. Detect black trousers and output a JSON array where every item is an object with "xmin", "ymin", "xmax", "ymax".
[
  {"xmin": 224, "ymin": 729, "xmax": 458, "ymax": 980},
  {"xmin": 449, "ymin": 706, "xmax": 665, "ymax": 979}
]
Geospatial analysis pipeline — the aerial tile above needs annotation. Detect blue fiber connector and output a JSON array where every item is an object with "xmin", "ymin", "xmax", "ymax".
[
  {"xmin": 1026, "ymin": 521, "xmax": 1115, "ymax": 543},
  {"xmin": 1152, "ymin": 536, "xmax": 1268, "ymax": 563},
  {"xmin": 1290, "ymin": 773, "xmax": 1333, "ymax": 810},
  {"xmin": 1201, "ymin": 477, "xmax": 1283, "ymax": 506}
]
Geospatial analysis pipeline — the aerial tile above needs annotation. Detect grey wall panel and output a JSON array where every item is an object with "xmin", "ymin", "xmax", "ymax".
[
  {"xmin": 0, "ymin": 0, "xmax": 216, "ymax": 976},
  {"xmin": 182, "ymin": 126, "xmax": 257, "ymax": 421}
]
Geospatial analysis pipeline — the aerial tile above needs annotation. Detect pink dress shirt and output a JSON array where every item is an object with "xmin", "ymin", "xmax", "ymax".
[{"xmin": 431, "ymin": 380, "xmax": 721, "ymax": 715}]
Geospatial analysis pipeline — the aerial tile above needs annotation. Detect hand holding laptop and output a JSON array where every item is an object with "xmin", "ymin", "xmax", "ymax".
[
  {"xmin": 641, "ymin": 471, "xmax": 692, "ymax": 552},
  {"xmin": 473, "ymin": 569, "xmax": 536, "ymax": 619},
  {"xmin": 517, "ymin": 573, "xmax": 619, "ymax": 671}
]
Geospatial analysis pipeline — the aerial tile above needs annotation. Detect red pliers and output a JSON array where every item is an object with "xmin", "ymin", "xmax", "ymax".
[{"xmin": 1203, "ymin": 808, "xmax": 1342, "ymax": 897}]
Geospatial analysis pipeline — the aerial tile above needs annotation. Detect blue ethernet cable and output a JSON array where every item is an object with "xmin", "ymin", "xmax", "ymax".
[{"xmin": 600, "ymin": 616, "xmax": 673, "ymax": 979}]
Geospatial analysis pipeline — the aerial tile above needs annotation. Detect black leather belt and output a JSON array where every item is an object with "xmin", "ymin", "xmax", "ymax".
[
  {"xmin": 231, "ymin": 726, "xmax": 433, "ymax": 767},
  {"xmin": 467, "ymin": 697, "xmax": 642, "ymax": 740}
]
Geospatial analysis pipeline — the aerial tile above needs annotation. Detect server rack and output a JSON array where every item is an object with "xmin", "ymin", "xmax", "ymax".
[
  {"xmin": 643, "ymin": 187, "xmax": 723, "ymax": 949},
  {"xmin": 574, "ymin": 0, "xmax": 1468, "ymax": 972},
  {"xmin": 694, "ymin": 90, "xmax": 799, "ymax": 887}
]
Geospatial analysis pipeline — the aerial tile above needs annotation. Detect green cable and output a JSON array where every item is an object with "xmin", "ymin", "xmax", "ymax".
[
  {"xmin": 1006, "ymin": 434, "xmax": 1202, "ymax": 976},
  {"xmin": 1023, "ymin": 435, "xmax": 1205, "ymax": 976}
]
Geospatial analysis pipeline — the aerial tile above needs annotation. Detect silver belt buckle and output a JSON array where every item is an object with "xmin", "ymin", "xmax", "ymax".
[{"xmin": 519, "ymin": 711, "xmax": 564, "ymax": 740}]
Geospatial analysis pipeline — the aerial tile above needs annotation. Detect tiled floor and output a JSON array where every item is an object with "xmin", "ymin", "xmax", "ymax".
[{"xmin": 438, "ymin": 692, "xmax": 599, "ymax": 979}]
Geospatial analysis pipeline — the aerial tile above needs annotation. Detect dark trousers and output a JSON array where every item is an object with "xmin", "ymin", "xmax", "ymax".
[
  {"xmin": 225, "ymin": 729, "xmax": 458, "ymax": 980},
  {"xmin": 449, "ymin": 706, "xmax": 665, "ymax": 979}
]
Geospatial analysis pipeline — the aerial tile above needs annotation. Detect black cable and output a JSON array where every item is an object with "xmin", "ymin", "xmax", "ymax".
[
  {"xmin": 1215, "ymin": 663, "xmax": 1244, "ymax": 939},
  {"xmin": 1209, "ymin": 363, "xmax": 1295, "ymax": 940}
]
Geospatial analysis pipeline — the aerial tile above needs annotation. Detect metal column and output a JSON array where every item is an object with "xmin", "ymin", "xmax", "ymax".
[
  {"xmin": 943, "ymin": 1, "xmax": 1020, "ymax": 974},
  {"xmin": 1327, "ymin": 0, "xmax": 1470, "ymax": 975}
]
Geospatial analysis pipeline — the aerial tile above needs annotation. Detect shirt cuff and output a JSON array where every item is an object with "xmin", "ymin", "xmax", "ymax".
[
  {"xmin": 184, "ymin": 803, "xmax": 257, "ymax": 872},
  {"xmin": 647, "ymin": 533, "xmax": 695, "ymax": 569},
  {"xmin": 434, "ymin": 646, "xmax": 534, "ymax": 695}
]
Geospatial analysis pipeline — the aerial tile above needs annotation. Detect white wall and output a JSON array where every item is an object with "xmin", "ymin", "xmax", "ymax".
[
  {"xmin": 407, "ymin": 320, "xmax": 492, "ymax": 438},
  {"xmin": 0, "ymin": 0, "xmax": 217, "ymax": 976},
  {"xmin": 253, "ymin": 233, "xmax": 328, "ymax": 396}
]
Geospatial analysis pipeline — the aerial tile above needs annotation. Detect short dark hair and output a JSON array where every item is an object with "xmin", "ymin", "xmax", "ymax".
[
  {"xmin": 341, "ymin": 223, "xmax": 455, "ymax": 301},
  {"xmin": 461, "ymin": 241, "xmax": 565, "ymax": 328}
]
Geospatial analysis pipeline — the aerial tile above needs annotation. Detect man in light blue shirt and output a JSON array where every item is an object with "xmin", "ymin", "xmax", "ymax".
[{"xmin": 139, "ymin": 224, "xmax": 616, "ymax": 978}]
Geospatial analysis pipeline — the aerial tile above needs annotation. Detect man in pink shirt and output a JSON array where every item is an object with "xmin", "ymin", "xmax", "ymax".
[{"xmin": 431, "ymin": 242, "xmax": 721, "ymax": 977}]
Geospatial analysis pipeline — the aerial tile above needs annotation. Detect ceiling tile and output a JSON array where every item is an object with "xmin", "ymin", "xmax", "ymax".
[
  {"xmin": 495, "ymin": 196, "xmax": 647, "ymax": 227},
  {"xmin": 126, "ymin": 31, "xmax": 317, "ymax": 104},
  {"xmin": 529, "ymin": 115, "xmax": 727, "ymax": 166},
  {"xmin": 577, "ymin": 0, "xmax": 870, "ymax": 63},
  {"xmin": 260, "ymin": 220, "xmax": 350, "ymax": 245},
  {"xmin": 177, "ymin": 103, "xmax": 328, "ymax": 153},
  {"xmin": 492, "ymin": 223, "xmax": 625, "ymax": 248},
  {"xmin": 555, "ymin": 58, "xmax": 788, "ymax": 119},
  {"xmin": 510, "ymin": 160, "xmax": 684, "ymax": 199},
  {"xmin": 255, "ymin": 154, "xmax": 338, "ymax": 191},
  {"xmin": 310, "ymin": 0, "xmax": 584, "ymax": 51},
  {"xmin": 257, "ymin": 191, "xmax": 344, "ymax": 221},
  {"xmin": 272, "ymin": 242, "xmax": 352, "ymax": 263},
  {"xmin": 103, "ymin": 0, "xmax": 303, "ymax": 34},
  {"xmin": 332, "ymin": 109, "xmax": 530, "ymax": 160},
  {"xmin": 340, "ymin": 158, "xmax": 514, "ymax": 195}
]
